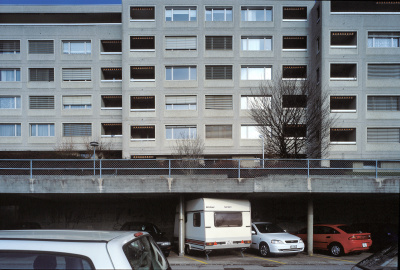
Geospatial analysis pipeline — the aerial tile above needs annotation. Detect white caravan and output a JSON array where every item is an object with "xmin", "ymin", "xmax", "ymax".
[{"xmin": 174, "ymin": 198, "xmax": 251, "ymax": 257}]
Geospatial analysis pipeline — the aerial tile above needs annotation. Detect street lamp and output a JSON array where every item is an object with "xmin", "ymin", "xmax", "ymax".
[
  {"xmin": 259, "ymin": 135, "xmax": 264, "ymax": 168},
  {"xmin": 90, "ymin": 141, "xmax": 99, "ymax": 175}
]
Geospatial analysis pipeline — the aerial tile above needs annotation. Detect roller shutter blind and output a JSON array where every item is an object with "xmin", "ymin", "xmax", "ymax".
[
  {"xmin": 29, "ymin": 96, "xmax": 54, "ymax": 109},
  {"xmin": 165, "ymin": 36, "xmax": 197, "ymax": 50},
  {"xmin": 205, "ymin": 65, "xmax": 232, "ymax": 79},
  {"xmin": 63, "ymin": 123, "xmax": 92, "ymax": 137},
  {"xmin": 29, "ymin": 68, "xmax": 54, "ymax": 81},
  {"xmin": 205, "ymin": 95, "xmax": 233, "ymax": 110},
  {"xmin": 165, "ymin": 95, "xmax": 196, "ymax": 104},
  {"xmin": 62, "ymin": 68, "xmax": 91, "ymax": 81},
  {"xmin": 205, "ymin": 125, "xmax": 232, "ymax": 138},
  {"xmin": 62, "ymin": 95, "xmax": 91, "ymax": 105},
  {"xmin": 367, "ymin": 96, "xmax": 400, "ymax": 111},
  {"xmin": 29, "ymin": 40, "xmax": 54, "ymax": 54},
  {"xmin": 368, "ymin": 64, "xmax": 400, "ymax": 79},
  {"xmin": 205, "ymin": 36, "xmax": 232, "ymax": 50},
  {"xmin": 367, "ymin": 128, "xmax": 400, "ymax": 143},
  {"xmin": 0, "ymin": 40, "xmax": 20, "ymax": 53}
]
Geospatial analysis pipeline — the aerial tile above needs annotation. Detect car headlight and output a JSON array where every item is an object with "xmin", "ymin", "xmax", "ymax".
[
  {"xmin": 299, "ymin": 239, "xmax": 303, "ymax": 243},
  {"xmin": 271, "ymin": 240, "xmax": 284, "ymax": 244},
  {"xmin": 158, "ymin": 242, "xmax": 171, "ymax": 246}
]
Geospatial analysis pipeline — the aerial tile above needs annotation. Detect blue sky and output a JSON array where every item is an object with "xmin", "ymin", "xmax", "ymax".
[{"xmin": 0, "ymin": 0, "xmax": 121, "ymax": 4}]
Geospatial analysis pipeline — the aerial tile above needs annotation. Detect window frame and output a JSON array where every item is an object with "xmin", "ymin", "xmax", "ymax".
[
  {"xmin": 330, "ymin": 63, "xmax": 357, "ymax": 81},
  {"xmin": 0, "ymin": 96, "xmax": 21, "ymax": 109},
  {"xmin": 165, "ymin": 125, "xmax": 197, "ymax": 140},
  {"xmin": 130, "ymin": 125, "xmax": 156, "ymax": 141},
  {"xmin": 63, "ymin": 123, "xmax": 92, "ymax": 137},
  {"xmin": 28, "ymin": 40, "xmax": 54, "ymax": 54},
  {"xmin": 165, "ymin": 95, "xmax": 197, "ymax": 111},
  {"xmin": 62, "ymin": 95, "xmax": 92, "ymax": 110},
  {"xmin": 165, "ymin": 66, "xmax": 197, "ymax": 81},
  {"xmin": 101, "ymin": 123, "xmax": 123, "ymax": 137},
  {"xmin": 0, "ymin": 40, "xmax": 20, "ymax": 54},
  {"xmin": 330, "ymin": 96, "xmax": 357, "ymax": 113},
  {"xmin": 241, "ymin": 96, "xmax": 270, "ymax": 110},
  {"xmin": 205, "ymin": 36, "xmax": 232, "ymax": 50},
  {"xmin": 165, "ymin": 7, "xmax": 197, "ymax": 22},
  {"xmin": 130, "ymin": 6, "xmax": 155, "ymax": 21},
  {"xmin": 130, "ymin": 36, "xmax": 155, "ymax": 51},
  {"xmin": 241, "ymin": 36, "xmax": 272, "ymax": 51},
  {"xmin": 241, "ymin": 6, "xmax": 273, "ymax": 22},
  {"xmin": 241, "ymin": 125, "xmax": 261, "ymax": 139},
  {"xmin": 367, "ymin": 128, "xmax": 400, "ymax": 143},
  {"xmin": 29, "ymin": 96, "xmax": 55, "ymax": 110},
  {"xmin": 62, "ymin": 68, "xmax": 91, "ymax": 82},
  {"xmin": 62, "ymin": 40, "xmax": 91, "ymax": 55},
  {"xmin": 367, "ymin": 96, "xmax": 400, "ymax": 111},
  {"xmin": 205, "ymin": 125, "xmax": 233, "ymax": 139},
  {"xmin": 101, "ymin": 95, "xmax": 122, "ymax": 110},
  {"xmin": 330, "ymin": 31, "xmax": 357, "ymax": 48},
  {"xmin": 241, "ymin": 65, "xmax": 272, "ymax": 81},
  {"xmin": 130, "ymin": 66, "xmax": 155, "ymax": 82},
  {"xmin": 282, "ymin": 36, "xmax": 307, "ymax": 51},
  {"xmin": 282, "ymin": 6, "xmax": 307, "ymax": 21},
  {"xmin": 330, "ymin": 128, "xmax": 356, "ymax": 145},
  {"xmin": 205, "ymin": 95, "xmax": 233, "ymax": 110},
  {"xmin": 368, "ymin": 32, "xmax": 400, "ymax": 48},
  {"xmin": 0, "ymin": 123, "xmax": 21, "ymax": 137},
  {"xmin": 205, "ymin": 7, "xmax": 233, "ymax": 22},
  {"xmin": 130, "ymin": 96, "xmax": 155, "ymax": 112},
  {"xmin": 30, "ymin": 123, "xmax": 55, "ymax": 137},
  {"xmin": 101, "ymin": 68, "xmax": 122, "ymax": 82},
  {"xmin": 165, "ymin": 36, "xmax": 197, "ymax": 51},
  {"xmin": 205, "ymin": 65, "xmax": 233, "ymax": 80},
  {"xmin": 29, "ymin": 68, "xmax": 54, "ymax": 82},
  {"xmin": 100, "ymin": 40, "xmax": 122, "ymax": 55},
  {"xmin": 0, "ymin": 68, "xmax": 21, "ymax": 82}
]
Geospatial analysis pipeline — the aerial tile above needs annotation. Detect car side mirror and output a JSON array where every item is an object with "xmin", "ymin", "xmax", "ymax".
[
  {"xmin": 284, "ymin": 230, "xmax": 287, "ymax": 232},
  {"xmin": 252, "ymin": 231, "xmax": 256, "ymax": 235}
]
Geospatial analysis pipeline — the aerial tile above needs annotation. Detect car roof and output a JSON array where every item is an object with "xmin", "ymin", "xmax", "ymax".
[
  {"xmin": 0, "ymin": 230, "xmax": 144, "ymax": 242},
  {"xmin": 314, "ymin": 224, "xmax": 347, "ymax": 227},
  {"xmin": 252, "ymin": 222, "xmax": 273, "ymax": 225}
]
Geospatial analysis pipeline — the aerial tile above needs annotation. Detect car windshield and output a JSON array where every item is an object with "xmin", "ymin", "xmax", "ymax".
[
  {"xmin": 338, "ymin": 225, "xmax": 363, "ymax": 234},
  {"xmin": 124, "ymin": 223, "xmax": 159, "ymax": 234},
  {"xmin": 255, "ymin": 223, "xmax": 285, "ymax": 233}
]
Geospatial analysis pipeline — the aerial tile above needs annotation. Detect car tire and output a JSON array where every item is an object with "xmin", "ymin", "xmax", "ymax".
[
  {"xmin": 329, "ymin": 243, "xmax": 344, "ymax": 257},
  {"xmin": 259, "ymin": 243, "xmax": 270, "ymax": 257},
  {"xmin": 185, "ymin": 245, "xmax": 191, "ymax": 255},
  {"xmin": 163, "ymin": 252, "xmax": 170, "ymax": 257}
]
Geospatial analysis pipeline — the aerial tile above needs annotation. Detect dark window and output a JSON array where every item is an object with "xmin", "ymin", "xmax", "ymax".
[
  {"xmin": 0, "ymin": 40, "xmax": 20, "ymax": 54},
  {"xmin": 330, "ymin": 64, "xmax": 357, "ymax": 80},
  {"xmin": 101, "ymin": 68, "xmax": 122, "ymax": 80},
  {"xmin": 101, "ymin": 123, "xmax": 122, "ymax": 136},
  {"xmin": 193, "ymin": 212, "xmax": 201, "ymax": 227},
  {"xmin": 131, "ymin": 126, "xmax": 155, "ymax": 140},
  {"xmin": 330, "ymin": 32, "xmax": 357, "ymax": 46},
  {"xmin": 282, "ymin": 65, "xmax": 307, "ymax": 79},
  {"xmin": 330, "ymin": 128, "xmax": 356, "ymax": 142},
  {"xmin": 131, "ymin": 66, "xmax": 155, "ymax": 80},
  {"xmin": 283, "ymin": 95, "xmax": 307, "ymax": 108},
  {"xmin": 101, "ymin": 40, "xmax": 121, "ymax": 53},
  {"xmin": 29, "ymin": 68, "xmax": 54, "ymax": 82},
  {"xmin": 283, "ymin": 7, "xmax": 307, "ymax": 20},
  {"xmin": 205, "ymin": 36, "xmax": 232, "ymax": 50},
  {"xmin": 282, "ymin": 36, "xmax": 307, "ymax": 50},
  {"xmin": 130, "ymin": 96, "xmax": 155, "ymax": 111},
  {"xmin": 130, "ymin": 7, "xmax": 155, "ymax": 20},
  {"xmin": 101, "ymin": 95, "xmax": 122, "ymax": 108},
  {"xmin": 214, "ymin": 212, "xmax": 242, "ymax": 227},
  {"xmin": 205, "ymin": 65, "xmax": 232, "ymax": 80},
  {"xmin": 284, "ymin": 124, "xmax": 306, "ymax": 137},
  {"xmin": 330, "ymin": 96, "xmax": 356, "ymax": 112},
  {"xmin": 130, "ymin": 36, "xmax": 155, "ymax": 50},
  {"xmin": 331, "ymin": 1, "xmax": 400, "ymax": 13},
  {"xmin": 28, "ymin": 40, "xmax": 54, "ymax": 54}
]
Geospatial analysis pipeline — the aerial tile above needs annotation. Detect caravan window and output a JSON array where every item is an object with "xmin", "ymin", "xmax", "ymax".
[
  {"xmin": 214, "ymin": 212, "xmax": 242, "ymax": 227},
  {"xmin": 193, "ymin": 212, "xmax": 201, "ymax": 227}
]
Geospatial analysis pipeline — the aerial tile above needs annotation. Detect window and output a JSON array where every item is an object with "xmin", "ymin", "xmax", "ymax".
[
  {"xmin": 130, "ymin": 96, "xmax": 155, "ymax": 111},
  {"xmin": 214, "ymin": 212, "xmax": 242, "ymax": 227},
  {"xmin": 205, "ymin": 65, "xmax": 232, "ymax": 80},
  {"xmin": 205, "ymin": 36, "xmax": 232, "ymax": 50},
  {"xmin": 0, "ymin": 40, "xmax": 20, "ymax": 54},
  {"xmin": 330, "ymin": 96, "xmax": 357, "ymax": 112},
  {"xmin": 130, "ymin": 7, "xmax": 155, "ymax": 20},
  {"xmin": 30, "ymin": 124, "xmax": 54, "ymax": 137},
  {"xmin": 367, "ymin": 96, "xmax": 400, "ymax": 111},
  {"xmin": 101, "ymin": 95, "xmax": 122, "ymax": 110},
  {"xmin": 205, "ymin": 7, "xmax": 232, "ymax": 21},
  {"xmin": 29, "ymin": 68, "xmax": 54, "ymax": 82},
  {"xmin": 101, "ymin": 40, "xmax": 122, "ymax": 54},
  {"xmin": 0, "ymin": 124, "xmax": 21, "ymax": 136},
  {"xmin": 63, "ymin": 40, "xmax": 91, "ymax": 54},
  {"xmin": 241, "ymin": 65, "xmax": 272, "ymax": 80},
  {"xmin": 282, "ymin": 36, "xmax": 307, "ymax": 50},
  {"xmin": 193, "ymin": 212, "xmax": 201, "ymax": 227},
  {"xmin": 330, "ymin": 128, "xmax": 356, "ymax": 144},
  {"xmin": 368, "ymin": 64, "xmax": 400, "ymax": 80},
  {"xmin": 101, "ymin": 68, "xmax": 122, "ymax": 81},
  {"xmin": 330, "ymin": 64, "xmax": 357, "ymax": 80},
  {"xmin": 28, "ymin": 40, "xmax": 54, "ymax": 54},
  {"xmin": 283, "ymin": 7, "xmax": 307, "ymax": 20},
  {"xmin": 0, "ymin": 69, "xmax": 20, "ymax": 82},
  {"xmin": 284, "ymin": 124, "xmax": 306, "ymax": 137},
  {"xmin": 131, "ymin": 66, "xmax": 155, "ymax": 81},
  {"xmin": 130, "ymin": 36, "xmax": 155, "ymax": 51},
  {"xmin": 166, "ymin": 125, "xmax": 197, "ymax": 139},
  {"xmin": 29, "ymin": 96, "xmax": 54, "ymax": 109},
  {"xmin": 101, "ymin": 123, "xmax": 122, "ymax": 137},
  {"xmin": 165, "ymin": 36, "xmax": 197, "ymax": 51},
  {"xmin": 331, "ymin": 32, "xmax": 357, "ymax": 47},
  {"xmin": 282, "ymin": 65, "xmax": 307, "ymax": 79},
  {"xmin": 165, "ymin": 95, "xmax": 197, "ymax": 110},
  {"xmin": 241, "ymin": 36, "xmax": 272, "ymax": 51},
  {"xmin": 0, "ymin": 96, "xmax": 20, "ymax": 109},
  {"xmin": 241, "ymin": 125, "xmax": 261, "ymax": 139},
  {"xmin": 165, "ymin": 7, "xmax": 197, "ymax": 21},
  {"xmin": 63, "ymin": 123, "xmax": 92, "ymax": 137},
  {"xmin": 63, "ymin": 96, "xmax": 91, "ymax": 109},
  {"xmin": 241, "ymin": 7, "xmax": 272, "ymax": 21},
  {"xmin": 131, "ymin": 126, "xmax": 155, "ymax": 140},
  {"xmin": 367, "ymin": 128, "xmax": 400, "ymax": 143},
  {"xmin": 241, "ymin": 96, "xmax": 270, "ymax": 110},
  {"xmin": 283, "ymin": 95, "xmax": 307, "ymax": 108},
  {"xmin": 368, "ymin": 32, "xmax": 400, "ymax": 48},
  {"xmin": 166, "ymin": 66, "xmax": 196, "ymax": 81},
  {"xmin": 331, "ymin": 1, "xmax": 400, "ymax": 13},
  {"xmin": 62, "ymin": 68, "xmax": 91, "ymax": 82},
  {"xmin": 206, "ymin": 125, "xmax": 232, "ymax": 139},
  {"xmin": 205, "ymin": 95, "xmax": 232, "ymax": 110}
]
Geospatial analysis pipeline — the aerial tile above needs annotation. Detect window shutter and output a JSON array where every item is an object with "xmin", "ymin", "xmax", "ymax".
[
  {"xmin": 368, "ymin": 32, "xmax": 400, "ymax": 38},
  {"xmin": 62, "ymin": 68, "xmax": 91, "ymax": 81},
  {"xmin": 165, "ymin": 95, "xmax": 196, "ymax": 104},
  {"xmin": 368, "ymin": 64, "xmax": 400, "ymax": 79},
  {"xmin": 205, "ymin": 36, "xmax": 232, "ymax": 50},
  {"xmin": 0, "ymin": 40, "xmax": 20, "ymax": 53},
  {"xmin": 205, "ymin": 65, "xmax": 232, "ymax": 79},
  {"xmin": 206, "ymin": 125, "xmax": 232, "ymax": 138},
  {"xmin": 205, "ymin": 95, "xmax": 233, "ymax": 110},
  {"xmin": 63, "ymin": 96, "xmax": 91, "ymax": 105},
  {"xmin": 29, "ymin": 96, "xmax": 54, "ymax": 109},
  {"xmin": 368, "ymin": 96, "xmax": 400, "ymax": 111},
  {"xmin": 29, "ymin": 68, "xmax": 54, "ymax": 82},
  {"xmin": 63, "ymin": 123, "xmax": 92, "ymax": 137},
  {"xmin": 367, "ymin": 128, "xmax": 400, "ymax": 143},
  {"xmin": 29, "ymin": 40, "xmax": 54, "ymax": 54},
  {"xmin": 165, "ymin": 36, "xmax": 197, "ymax": 50}
]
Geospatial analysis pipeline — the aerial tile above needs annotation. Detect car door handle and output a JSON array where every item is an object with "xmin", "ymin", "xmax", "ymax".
[{"xmin": 326, "ymin": 236, "xmax": 331, "ymax": 239}]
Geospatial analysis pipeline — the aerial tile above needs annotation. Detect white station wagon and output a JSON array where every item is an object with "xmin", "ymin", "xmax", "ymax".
[{"xmin": 0, "ymin": 230, "xmax": 171, "ymax": 270}]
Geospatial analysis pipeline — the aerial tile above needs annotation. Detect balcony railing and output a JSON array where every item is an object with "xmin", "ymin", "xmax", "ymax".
[{"xmin": 0, "ymin": 159, "xmax": 399, "ymax": 179}]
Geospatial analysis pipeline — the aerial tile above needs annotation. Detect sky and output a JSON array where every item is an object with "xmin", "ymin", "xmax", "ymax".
[{"xmin": 0, "ymin": 0, "xmax": 121, "ymax": 4}]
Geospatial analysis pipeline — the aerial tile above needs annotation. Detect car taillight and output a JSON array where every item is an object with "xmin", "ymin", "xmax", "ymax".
[
  {"xmin": 134, "ymin": 232, "xmax": 144, "ymax": 237},
  {"xmin": 348, "ymin": 235, "xmax": 370, "ymax": 240},
  {"xmin": 205, "ymin": 242, "xmax": 217, "ymax": 246},
  {"xmin": 244, "ymin": 240, "xmax": 252, "ymax": 244}
]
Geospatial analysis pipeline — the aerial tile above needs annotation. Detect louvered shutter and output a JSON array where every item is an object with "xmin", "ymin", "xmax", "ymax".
[
  {"xmin": 62, "ymin": 68, "xmax": 91, "ymax": 81},
  {"xmin": 0, "ymin": 40, "xmax": 20, "ymax": 53},
  {"xmin": 63, "ymin": 123, "xmax": 92, "ymax": 137},
  {"xmin": 29, "ymin": 40, "xmax": 54, "ymax": 54},
  {"xmin": 367, "ymin": 128, "xmax": 400, "ymax": 143},
  {"xmin": 29, "ymin": 96, "xmax": 54, "ymax": 109},
  {"xmin": 165, "ymin": 36, "xmax": 197, "ymax": 50},
  {"xmin": 63, "ymin": 96, "xmax": 91, "ymax": 105},
  {"xmin": 205, "ymin": 65, "xmax": 232, "ymax": 79},
  {"xmin": 29, "ymin": 68, "xmax": 54, "ymax": 82},
  {"xmin": 368, "ymin": 64, "xmax": 400, "ymax": 79},
  {"xmin": 205, "ymin": 95, "xmax": 233, "ymax": 110}
]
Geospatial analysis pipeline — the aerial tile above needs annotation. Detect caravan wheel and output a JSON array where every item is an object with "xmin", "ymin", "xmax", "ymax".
[{"xmin": 185, "ymin": 245, "xmax": 191, "ymax": 255}]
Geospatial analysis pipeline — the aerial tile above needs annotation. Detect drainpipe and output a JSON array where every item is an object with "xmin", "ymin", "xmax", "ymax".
[
  {"xmin": 179, "ymin": 195, "xmax": 185, "ymax": 256},
  {"xmin": 307, "ymin": 196, "xmax": 314, "ymax": 256}
]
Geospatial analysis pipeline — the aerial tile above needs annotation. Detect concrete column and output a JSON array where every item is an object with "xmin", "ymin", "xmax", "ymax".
[
  {"xmin": 179, "ymin": 195, "xmax": 185, "ymax": 256},
  {"xmin": 307, "ymin": 196, "xmax": 314, "ymax": 256}
]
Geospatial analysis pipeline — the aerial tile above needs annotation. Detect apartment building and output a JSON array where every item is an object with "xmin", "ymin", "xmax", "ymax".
[{"xmin": 0, "ymin": 0, "xmax": 399, "ymax": 160}]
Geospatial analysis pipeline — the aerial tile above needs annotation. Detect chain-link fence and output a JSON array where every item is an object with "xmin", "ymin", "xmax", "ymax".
[{"xmin": 0, "ymin": 159, "xmax": 399, "ymax": 178}]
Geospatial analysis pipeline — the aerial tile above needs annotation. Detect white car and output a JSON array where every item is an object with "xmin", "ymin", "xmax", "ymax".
[
  {"xmin": 0, "ymin": 230, "xmax": 171, "ymax": 270},
  {"xmin": 251, "ymin": 222, "xmax": 304, "ymax": 256}
]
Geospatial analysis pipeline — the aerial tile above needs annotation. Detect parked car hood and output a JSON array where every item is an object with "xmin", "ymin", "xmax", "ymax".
[{"xmin": 260, "ymin": 232, "xmax": 301, "ymax": 241}]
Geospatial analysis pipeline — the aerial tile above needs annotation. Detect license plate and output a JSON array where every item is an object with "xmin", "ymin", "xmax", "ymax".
[
  {"xmin": 362, "ymin": 243, "xmax": 367, "ymax": 247},
  {"xmin": 290, "ymin": 245, "xmax": 297, "ymax": 249}
]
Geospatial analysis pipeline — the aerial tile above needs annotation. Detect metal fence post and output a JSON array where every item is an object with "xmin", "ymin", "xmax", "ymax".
[
  {"xmin": 100, "ymin": 159, "xmax": 102, "ymax": 178},
  {"xmin": 169, "ymin": 159, "xmax": 171, "ymax": 178},
  {"xmin": 238, "ymin": 159, "xmax": 241, "ymax": 178},
  {"xmin": 30, "ymin": 160, "xmax": 33, "ymax": 179},
  {"xmin": 376, "ymin": 160, "xmax": 378, "ymax": 178},
  {"xmin": 307, "ymin": 159, "xmax": 310, "ymax": 178}
]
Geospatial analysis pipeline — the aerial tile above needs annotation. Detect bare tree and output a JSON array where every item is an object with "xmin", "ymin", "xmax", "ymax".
[
  {"xmin": 248, "ymin": 74, "xmax": 335, "ymax": 159},
  {"xmin": 171, "ymin": 136, "xmax": 205, "ymax": 175},
  {"xmin": 54, "ymin": 137, "xmax": 114, "ymax": 159},
  {"xmin": 82, "ymin": 137, "xmax": 114, "ymax": 159}
]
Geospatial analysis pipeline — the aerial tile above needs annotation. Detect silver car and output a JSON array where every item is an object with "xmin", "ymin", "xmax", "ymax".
[
  {"xmin": 251, "ymin": 222, "xmax": 304, "ymax": 257},
  {"xmin": 0, "ymin": 230, "xmax": 171, "ymax": 270}
]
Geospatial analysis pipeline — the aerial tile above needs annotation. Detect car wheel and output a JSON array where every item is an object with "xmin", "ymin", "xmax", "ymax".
[
  {"xmin": 163, "ymin": 251, "xmax": 170, "ymax": 257},
  {"xmin": 185, "ymin": 245, "xmax": 191, "ymax": 255},
  {"xmin": 329, "ymin": 243, "xmax": 344, "ymax": 257},
  {"xmin": 259, "ymin": 243, "xmax": 270, "ymax": 257}
]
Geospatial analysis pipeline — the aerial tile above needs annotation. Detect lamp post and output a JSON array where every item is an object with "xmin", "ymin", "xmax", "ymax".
[
  {"xmin": 90, "ymin": 141, "xmax": 99, "ymax": 175},
  {"xmin": 259, "ymin": 135, "xmax": 264, "ymax": 168}
]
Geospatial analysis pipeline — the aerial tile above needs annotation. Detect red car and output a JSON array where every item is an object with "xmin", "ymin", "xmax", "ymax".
[{"xmin": 296, "ymin": 224, "xmax": 372, "ymax": 256}]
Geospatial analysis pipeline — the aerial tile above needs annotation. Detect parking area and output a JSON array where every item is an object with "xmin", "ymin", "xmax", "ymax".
[{"xmin": 167, "ymin": 250, "xmax": 375, "ymax": 270}]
